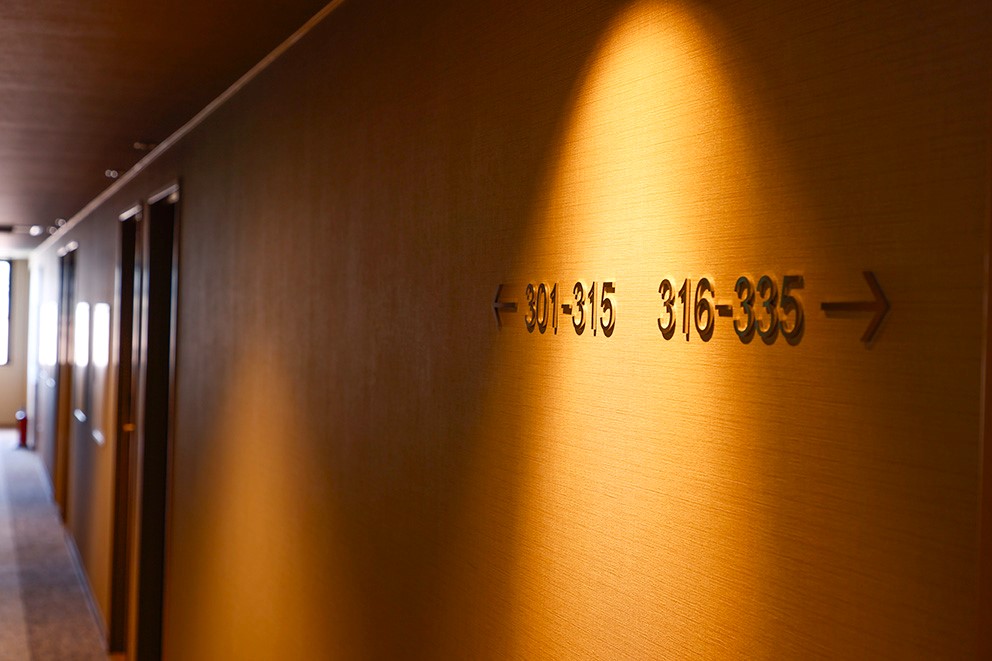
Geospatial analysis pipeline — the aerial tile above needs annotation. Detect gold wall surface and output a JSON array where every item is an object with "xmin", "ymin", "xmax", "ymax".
[{"xmin": 29, "ymin": 0, "xmax": 991, "ymax": 657}]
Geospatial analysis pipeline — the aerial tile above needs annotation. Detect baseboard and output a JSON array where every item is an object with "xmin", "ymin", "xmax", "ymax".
[
  {"xmin": 62, "ymin": 528, "xmax": 111, "ymax": 652},
  {"xmin": 33, "ymin": 449, "xmax": 54, "ymax": 501}
]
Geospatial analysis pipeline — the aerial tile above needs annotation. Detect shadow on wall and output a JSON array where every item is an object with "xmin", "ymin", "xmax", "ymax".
[{"xmin": 169, "ymin": 1, "xmax": 638, "ymax": 656}]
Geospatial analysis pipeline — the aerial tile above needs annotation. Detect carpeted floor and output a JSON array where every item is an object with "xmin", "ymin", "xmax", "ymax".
[{"xmin": 0, "ymin": 431, "xmax": 108, "ymax": 660}]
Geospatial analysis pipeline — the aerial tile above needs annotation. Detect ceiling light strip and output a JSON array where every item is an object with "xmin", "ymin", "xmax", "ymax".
[{"xmin": 37, "ymin": 0, "xmax": 349, "ymax": 250}]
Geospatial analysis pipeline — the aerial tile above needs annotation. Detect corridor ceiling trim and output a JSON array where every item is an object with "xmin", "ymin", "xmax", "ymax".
[
  {"xmin": 42, "ymin": 0, "xmax": 348, "ymax": 251},
  {"xmin": 0, "ymin": 0, "xmax": 339, "ymax": 257}
]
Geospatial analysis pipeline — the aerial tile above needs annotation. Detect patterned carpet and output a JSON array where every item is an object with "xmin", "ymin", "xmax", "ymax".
[{"xmin": 0, "ymin": 431, "xmax": 108, "ymax": 660}]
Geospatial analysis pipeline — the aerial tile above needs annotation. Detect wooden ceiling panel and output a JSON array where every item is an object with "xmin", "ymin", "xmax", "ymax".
[{"xmin": 0, "ymin": 0, "xmax": 332, "ymax": 254}]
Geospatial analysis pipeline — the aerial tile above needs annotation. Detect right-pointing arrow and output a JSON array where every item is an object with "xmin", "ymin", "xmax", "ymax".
[{"xmin": 821, "ymin": 271, "xmax": 890, "ymax": 346}]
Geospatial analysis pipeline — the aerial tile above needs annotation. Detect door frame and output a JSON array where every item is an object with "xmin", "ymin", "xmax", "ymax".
[
  {"xmin": 110, "ymin": 183, "xmax": 181, "ymax": 660},
  {"xmin": 109, "ymin": 203, "xmax": 142, "ymax": 653},
  {"xmin": 53, "ymin": 241, "xmax": 79, "ymax": 520}
]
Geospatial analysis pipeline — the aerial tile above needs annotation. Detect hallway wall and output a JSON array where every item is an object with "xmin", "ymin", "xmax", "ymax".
[
  {"xmin": 0, "ymin": 261, "xmax": 29, "ymax": 426},
  {"xmin": 28, "ymin": 0, "xmax": 992, "ymax": 657}
]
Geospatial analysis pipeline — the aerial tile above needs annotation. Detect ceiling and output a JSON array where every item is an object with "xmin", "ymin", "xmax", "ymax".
[{"xmin": 0, "ymin": 0, "xmax": 333, "ymax": 256}]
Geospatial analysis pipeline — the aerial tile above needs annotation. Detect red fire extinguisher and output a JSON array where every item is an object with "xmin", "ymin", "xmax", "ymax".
[{"xmin": 15, "ymin": 409, "xmax": 27, "ymax": 449}]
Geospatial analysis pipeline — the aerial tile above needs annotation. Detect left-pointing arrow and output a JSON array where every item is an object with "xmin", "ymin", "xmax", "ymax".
[{"xmin": 492, "ymin": 284, "xmax": 518, "ymax": 329}]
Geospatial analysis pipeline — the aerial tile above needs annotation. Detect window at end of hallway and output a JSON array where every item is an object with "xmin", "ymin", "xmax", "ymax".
[{"xmin": 0, "ymin": 261, "xmax": 11, "ymax": 365}]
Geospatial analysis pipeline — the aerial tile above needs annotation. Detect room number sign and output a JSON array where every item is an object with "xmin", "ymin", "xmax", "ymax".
[{"xmin": 493, "ymin": 272, "xmax": 889, "ymax": 346}]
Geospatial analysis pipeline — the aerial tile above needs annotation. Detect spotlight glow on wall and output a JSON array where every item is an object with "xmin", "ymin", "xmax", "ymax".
[
  {"xmin": 74, "ymin": 302, "xmax": 90, "ymax": 368},
  {"xmin": 39, "ymin": 301, "xmax": 57, "ymax": 367},
  {"xmin": 92, "ymin": 303, "xmax": 110, "ymax": 368}
]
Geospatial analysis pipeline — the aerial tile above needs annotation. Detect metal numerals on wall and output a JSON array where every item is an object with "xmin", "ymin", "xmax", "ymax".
[
  {"xmin": 516, "ymin": 281, "xmax": 617, "ymax": 337},
  {"xmin": 493, "ymin": 271, "xmax": 889, "ymax": 347}
]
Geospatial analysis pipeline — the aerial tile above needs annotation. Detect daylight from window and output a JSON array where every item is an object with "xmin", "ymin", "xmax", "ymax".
[{"xmin": 0, "ymin": 261, "xmax": 11, "ymax": 365}]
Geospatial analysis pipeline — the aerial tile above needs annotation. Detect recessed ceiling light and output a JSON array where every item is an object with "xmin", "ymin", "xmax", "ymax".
[
  {"xmin": 56, "ymin": 218, "xmax": 66, "ymax": 226},
  {"xmin": 105, "ymin": 169, "xmax": 120, "ymax": 179},
  {"xmin": 28, "ymin": 225, "xmax": 42, "ymax": 236}
]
